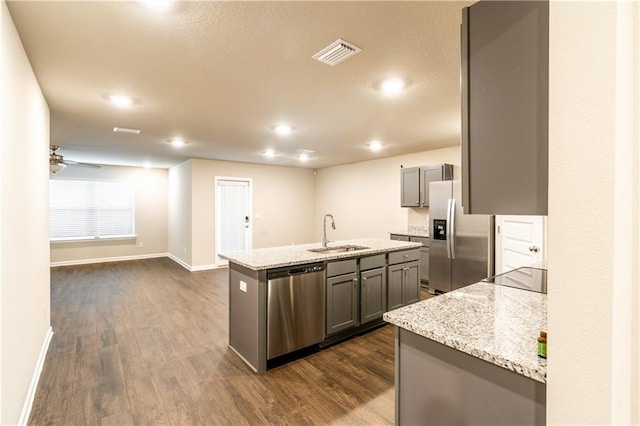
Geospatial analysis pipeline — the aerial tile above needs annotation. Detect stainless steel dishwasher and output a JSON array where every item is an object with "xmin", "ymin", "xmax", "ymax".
[{"xmin": 267, "ymin": 263, "xmax": 325, "ymax": 360}]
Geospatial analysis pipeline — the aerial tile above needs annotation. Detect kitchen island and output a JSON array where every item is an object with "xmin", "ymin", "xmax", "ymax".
[
  {"xmin": 384, "ymin": 282, "xmax": 547, "ymax": 425},
  {"xmin": 219, "ymin": 238, "xmax": 422, "ymax": 373}
]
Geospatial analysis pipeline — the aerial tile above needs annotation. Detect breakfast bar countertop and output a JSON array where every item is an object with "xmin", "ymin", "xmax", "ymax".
[
  {"xmin": 384, "ymin": 282, "xmax": 547, "ymax": 383},
  {"xmin": 219, "ymin": 238, "xmax": 421, "ymax": 271}
]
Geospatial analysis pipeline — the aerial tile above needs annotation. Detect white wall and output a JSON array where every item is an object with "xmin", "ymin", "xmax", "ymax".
[
  {"xmin": 314, "ymin": 146, "xmax": 461, "ymax": 241},
  {"xmin": 1, "ymin": 2, "xmax": 52, "ymax": 423},
  {"xmin": 190, "ymin": 158, "xmax": 316, "ymax": 269},
  {"xmin": 50, "ymin": 165, "xmax": 169, "ymax": 265},
  {"xmin": 168, "ymin": 160, "xmax": 192, "ymax": 267},
  {"xmin": 548, "ymin": 1, "xmax": 639, "ymax": 424}
]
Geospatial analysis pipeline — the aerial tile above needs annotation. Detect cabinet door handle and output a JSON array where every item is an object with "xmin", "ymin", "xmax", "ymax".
[
  {"xmin": 403, "ymin": 254, "xmax": 409, "ymax": 258},
  {"xmin": 362, "ymin": 277, "xmax": 367, "ymax": 281}
]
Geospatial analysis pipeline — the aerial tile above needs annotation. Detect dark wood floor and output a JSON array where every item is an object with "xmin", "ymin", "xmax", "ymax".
[{"xmin": 29, "ymin": 258, "xmax": 411, "ymax": 425}]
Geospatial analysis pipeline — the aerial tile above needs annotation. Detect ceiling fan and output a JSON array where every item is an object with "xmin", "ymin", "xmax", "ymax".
[{"xmin": 49, "ymin": 145, "xmax": 101, "ymax": 174}]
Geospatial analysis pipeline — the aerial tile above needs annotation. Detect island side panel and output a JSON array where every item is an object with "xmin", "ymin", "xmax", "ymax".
[
  {"xmin": 228, "ymin": 262, "xmax": 267, "ymax": 373},
  {"xmin": 396, "ymin": 328, "xmax": 546, "ymax": 425}
]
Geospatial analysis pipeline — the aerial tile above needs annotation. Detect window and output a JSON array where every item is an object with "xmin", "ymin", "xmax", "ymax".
[{"xmin": 49, "ymin": 179, "xmax": 135, "ymax": 241}]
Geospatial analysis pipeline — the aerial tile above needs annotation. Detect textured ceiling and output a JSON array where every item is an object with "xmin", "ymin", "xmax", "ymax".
[{"xmin": 7, "ymin": 1, "xmax": 473, "ymax": 169}]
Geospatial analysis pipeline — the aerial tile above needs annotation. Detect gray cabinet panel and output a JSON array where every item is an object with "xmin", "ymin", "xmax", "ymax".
[
  {"xmin": 462, "ymin": 1, "xmax": 548, "ymax": 215},
  {"xmin": 326, "ymin": 272, "xmax": 359, "ymax": 335},
  {"xmin": 388, "ymin": 264, "xmax": 404, "ymax": 311},
  {"xmin": 409, "ymin": 236, "xmax": 429, "ymax": 283},
  {"xmin": 360, "ymin": 254, "xmax": 386, "ymax": 270},
  {"xmin": 389, "ymin": 249, "xmax": 420, "ymax": 265},
  {"xmin": 420, "ymin": 165, "xmax": 453, "ymax": 207},
  {"xmin": 360, "ymin": 267, "xmax": 387, "ymax": 324},
  {"xmin": 419, "ymin": 248, "xmax": 429, "ymax": 282},
  {"xmin": 396, "ymin": 329, "xmax": 546, "ymax": 425},
  {"xmin": 390, "ymin": 234, "xmax": 410, "ymax": 242},
  {"xmin": 388, "ymin": 261, "xmax": 420, "ymax": 311},
  {"xmin": 401, "ymin": 167, "xmax": 420, "ymax": 207},
  {"xmin": 404, "ymin": 261, "xmax": 420, "ymax": 305},
  {"xmin": 326, "ymin": 259, "xmax": 357, "ymax": 277},
  {"xmin": 402, "ymin": 164, "xmax": 453, "ymax": 208}
]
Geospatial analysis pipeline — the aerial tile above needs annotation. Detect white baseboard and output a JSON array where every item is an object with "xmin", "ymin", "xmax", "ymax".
[
  {"xmin": 50, "ymin": 253, "xmax": 169, "ymax": 268},
  {"xmin": 50, "ymin": 253, "xmax": 225, "ymax": 272},
  {"xmin": 18, "ymin": 326, "xmax": 53, "ymax": 426},
  {"xmin": 191, "ymin": 263, "xmax": 220, "ymax": 272},
  {"xmin": 167, "ymin": 253, "xmax": 192, "ymax": 271},
  {"xmin": 166, "ymin": 255, "xmax": 225, "ymax": 272}
]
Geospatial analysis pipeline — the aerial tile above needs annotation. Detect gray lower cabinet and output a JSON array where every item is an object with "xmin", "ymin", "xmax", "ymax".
[
  {"xmin": 396, "ymin": 328, "xmax": 546, "ymax": 425},
  {"xmin": 409, "ymin": 236, "xmax": 429, "ymax": 283},
  {"xmin": 326, "ymin": 272, "xmax": 359, "ymax": 335},
  {"xmin": 360, "ymin": 267, "xmax": 387, "ymax": 324},
  {"xmin": 388, "ymin": 260, "xmax": 420, "ymax": 311},
  {"xmin": 390, "ymin": 233, "xmax": 410, "ymax": 242}
]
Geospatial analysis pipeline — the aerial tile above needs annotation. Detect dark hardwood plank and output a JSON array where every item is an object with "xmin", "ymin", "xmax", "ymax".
[{"xmin": 29, "ymin": 257, "xmax": 395, "ymax": 425}]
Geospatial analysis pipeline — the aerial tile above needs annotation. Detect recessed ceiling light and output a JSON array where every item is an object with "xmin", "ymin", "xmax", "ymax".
[
  {"xmin": 298, "ymin": 149, "xmax": 314, "ymax": 162},
  {"xmin": 113, "ymin": 126, "xmax": 141, "ymax": 135},
  {"xmin": 139, "ymin": 0, "xmax": 174, "ymax": 12},
  {"xmin": 368, "ymin": 140, "xmax": 383, "ymax": 152},
  {"xmin": 263, "ymin": 149, "xmax": 276, "ymax": 158},
  {"xmin": 143, "ymin": 161, "xmax": 151, "ymax": 169},
  {"xmin": 109, "ymin": 94, "xmax": 134, "ymax": 108},
  {"xmin": 274, "ymin": 124, "xmax": 292, "ymax": 136},
  {"xmin": 381, "ymin": 78, "xmax": 406, "ymax": 95},
  {"xmin": 170, "ymin": 138, "xmax": 185, "ymax": 148}
]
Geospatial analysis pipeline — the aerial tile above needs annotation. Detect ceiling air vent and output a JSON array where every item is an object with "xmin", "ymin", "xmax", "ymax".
[{"xmin": 312, "ymin": 39, "xmax": 361, "ymax": 66}]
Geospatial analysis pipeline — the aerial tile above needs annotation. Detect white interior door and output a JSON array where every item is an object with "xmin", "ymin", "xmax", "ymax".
[
  {"xmin": 495, "ymin": 215, "xmax": 544, "ymax": 273},
  {"xmin": 215, "ymin": 177, "xmax": 252, "ymax": 266}
]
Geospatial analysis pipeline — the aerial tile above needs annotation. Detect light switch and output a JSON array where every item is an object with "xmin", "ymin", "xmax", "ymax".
[{"xmin": 239, "ymin": 281, "xmax": 247, "ymax": 293}]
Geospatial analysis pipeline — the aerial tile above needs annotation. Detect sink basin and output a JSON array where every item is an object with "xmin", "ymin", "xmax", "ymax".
[{"xmin": 308, "ymin": 245, "xmax": 370, "ymax": 254}]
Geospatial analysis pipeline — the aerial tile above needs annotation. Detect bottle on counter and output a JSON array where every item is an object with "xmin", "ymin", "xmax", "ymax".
[{"xmin": 537, "ymin": 331, "xmax": 547, "ymax": 358}]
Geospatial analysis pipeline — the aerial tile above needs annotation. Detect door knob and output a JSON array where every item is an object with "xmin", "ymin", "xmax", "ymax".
[{"xmin": 529, "ymin": 246, "xmax": 539, "ymax": 253}]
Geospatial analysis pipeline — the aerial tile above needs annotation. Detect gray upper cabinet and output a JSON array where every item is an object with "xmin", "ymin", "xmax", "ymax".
[
  {"xmin": 401, "ymin": 167, "xmax": 421, "ymax": 207},
  {"xmin": 401, "ymin": 164, "xmax": 453, "ymax": 208},
  {"xmin": 461, "ymin": 0, "xmax": 549, "ymax": 215}
]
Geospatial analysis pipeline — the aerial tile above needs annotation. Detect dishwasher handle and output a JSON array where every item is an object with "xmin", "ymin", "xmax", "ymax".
[{"xmin": 267, "ymin": 263, "xmax": 325, "ymax": 280}]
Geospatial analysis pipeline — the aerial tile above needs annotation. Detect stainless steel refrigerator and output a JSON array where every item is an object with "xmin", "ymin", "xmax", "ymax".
[{"xmin": 429, "ymin": 180, "xmax": 494, "ymax": 293}]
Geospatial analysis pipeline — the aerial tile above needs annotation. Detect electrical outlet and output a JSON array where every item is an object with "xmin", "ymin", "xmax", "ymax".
[
  {"xmin": 138, "ymin": 241, "xmax": 144, "ymax": 248},
  {"xmin": 43, "ymin": 305, "xmax": 48, "ymax": 321},
  {"xmin": 239, "ymin": 281, "xmax": 247, "ymax": 293},
  {"xmin": 183, "ymin": 247, "xmax": 187, "ymax": 254}
]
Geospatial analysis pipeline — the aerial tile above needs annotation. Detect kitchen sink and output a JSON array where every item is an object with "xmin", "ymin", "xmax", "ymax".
[{"xmin": 308, "ymin": 245, "xmax": 370, "ymax": 254}]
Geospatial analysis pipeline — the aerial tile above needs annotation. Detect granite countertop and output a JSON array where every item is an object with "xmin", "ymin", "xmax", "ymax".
[
  {"xmin": 219, "ymin": 238, "xmax": 422, "ymax": 270},
  {"xmin": 384, "ymin": 282, "xmax": 547, "ymax": 383}
]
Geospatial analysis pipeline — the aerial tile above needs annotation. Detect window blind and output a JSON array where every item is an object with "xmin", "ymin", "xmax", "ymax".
[
  {"xmin": 218, "ymin": 180, "xmax": 249, "ymax": 252},
  {"xmin": 50, "ymin": 179, "xmax": 135, "ymax": 240}
]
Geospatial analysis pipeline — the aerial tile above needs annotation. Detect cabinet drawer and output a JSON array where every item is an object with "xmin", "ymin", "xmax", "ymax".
[
  {"xmin": 388, "ymin": 249, "xmax": 420, "ymax": 265},
  {"xmin": 409, "ymin": 236, "xmax": 429, "ymax": 247},
  {"xmin": 390, "ymin": 234, "xmax": 410, "ymax": 242},
  {"xmin": 360, "ymin": 254, "xmax": 386, "ymax": 271},
  {"xmin": 326, "ymin": 259, "xmax": 357, "ymax": 277}
]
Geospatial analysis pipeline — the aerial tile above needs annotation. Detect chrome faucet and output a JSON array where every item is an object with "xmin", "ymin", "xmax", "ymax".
[{"xmin": 323, "ymin": 214, "xmax": 336, "ymax": 247}]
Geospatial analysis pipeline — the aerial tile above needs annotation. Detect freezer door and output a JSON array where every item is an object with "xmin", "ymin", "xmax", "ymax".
[
  {"xmin": 451, "ymin": 181, "xmax": 493, "ymax": 291},
  {"xmin": 428, "ymin": 181, "xmax": 453, "ymax": 293}
]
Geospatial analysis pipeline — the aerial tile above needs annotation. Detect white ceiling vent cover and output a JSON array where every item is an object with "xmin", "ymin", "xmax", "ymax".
[{"xmin": 312, "ymin": 39, "xmax": 361, "ymax": 66}]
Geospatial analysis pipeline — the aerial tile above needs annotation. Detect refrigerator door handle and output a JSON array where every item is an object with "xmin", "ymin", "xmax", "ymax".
[
  {"xmin": 446, "ymin": 198, "xmax": 453, "ymax": 259},
  {"xmin": 450, "ymin": 198, "xmax": 456, "ymax": 259}
]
